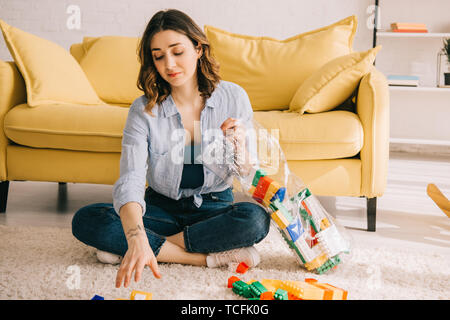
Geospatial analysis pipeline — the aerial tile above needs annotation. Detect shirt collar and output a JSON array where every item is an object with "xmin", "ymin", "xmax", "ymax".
[{"xmin": 160, "ymin": 92, "xmax": 217, "ymax": 118}]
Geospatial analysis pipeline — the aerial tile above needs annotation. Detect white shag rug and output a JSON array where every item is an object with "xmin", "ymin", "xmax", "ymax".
[{"xmin": 0, "ymin": 224, "xmax": 449, "ymax": 300}]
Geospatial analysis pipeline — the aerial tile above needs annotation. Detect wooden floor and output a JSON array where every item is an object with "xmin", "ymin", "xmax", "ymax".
[{"xmin": 1, "ymin": 151, "xmax": 449, "ymax": 254}]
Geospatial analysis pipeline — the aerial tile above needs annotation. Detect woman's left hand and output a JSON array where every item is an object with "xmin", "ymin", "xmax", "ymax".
[{"xmin": 220, "ymin": 117, "xmax": 246, "ymax": 149}]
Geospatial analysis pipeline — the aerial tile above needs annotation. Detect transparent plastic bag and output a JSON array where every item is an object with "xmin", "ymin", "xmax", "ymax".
[{"xmin": 202, "ymin": 119, "xmax": 351, "ymax": 274}]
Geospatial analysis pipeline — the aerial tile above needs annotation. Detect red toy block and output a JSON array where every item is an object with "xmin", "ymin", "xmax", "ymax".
[
  {"xmin": 228, "ymin": 276, "xmax": 241, "ymax": 288},
  {"xmin": 252, "ymin": 176, "xmax": 273, "ymax": 203},
  {"xmin": 236, "ymin": 262, "xmax": 249, "ymax": 274}
]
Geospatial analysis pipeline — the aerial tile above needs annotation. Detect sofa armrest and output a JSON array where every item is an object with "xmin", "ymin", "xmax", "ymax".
[
  {"xmin": 0, "ymin": 60, "xmax": 26, "ymax": 180},
  {"xmin": 356, "ymin": 67, "xmax": 390, "ymax": 198}
]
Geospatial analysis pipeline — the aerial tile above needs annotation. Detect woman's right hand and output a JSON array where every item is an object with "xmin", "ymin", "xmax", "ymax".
[{"xmin": 115, "ymin": 225, "xmax": 162, "ymax": 288}]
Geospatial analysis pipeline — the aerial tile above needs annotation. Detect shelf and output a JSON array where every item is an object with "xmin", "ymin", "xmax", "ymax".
[
  {"xmin": 377, "ymin": 31, "xmax": 450, "ymax": 38},
  {"xmin": 389, "ymin": 86, "xmax": 450, "ymax": 92}
]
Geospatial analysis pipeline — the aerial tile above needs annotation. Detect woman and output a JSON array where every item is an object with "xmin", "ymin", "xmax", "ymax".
[{"xmin": 71, "ymin": 9, "xmax": 270, "ymax": 289}]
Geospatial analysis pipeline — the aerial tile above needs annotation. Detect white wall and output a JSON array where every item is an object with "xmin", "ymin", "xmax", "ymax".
[{"xmin": 0, "ymin": 0, "xmax": 373, "ymax": 60}]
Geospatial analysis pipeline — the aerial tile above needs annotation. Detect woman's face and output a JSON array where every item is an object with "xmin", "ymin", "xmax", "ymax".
[{"xmin": 150, "ymin": 29, "xmax": 202, "ymax": 88}]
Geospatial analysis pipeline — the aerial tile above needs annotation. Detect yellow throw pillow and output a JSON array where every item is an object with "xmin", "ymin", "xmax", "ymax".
[
  {"xmin": 0, "ymin": 19, "xmax": 104, "ymax": 107},
  {"xmin": 289, "ymin": 45, "xmax": 381, "ymax": 114},
  {"xmin": 205, "ymin": 15, "xmax": 357, "ymax": 111},
  {"xmin": 74, "ymin": 36, "xmax": 143, "ymax": 105}
]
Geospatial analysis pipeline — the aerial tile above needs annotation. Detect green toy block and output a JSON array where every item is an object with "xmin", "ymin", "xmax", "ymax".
[
  {"xmin": 232, "ymin": 280, "xmax": 249, "ymax": 296},
  {"xmin": 274, "ymin": 289, "xmax": 288, "ymax": 300},
  {"xmin": 252, "ymin": 169, "xmax": 267, "ymax": 187},
  {"xmin": 232, "ymin": 280, "xmax": 255, "ymax": 298}
]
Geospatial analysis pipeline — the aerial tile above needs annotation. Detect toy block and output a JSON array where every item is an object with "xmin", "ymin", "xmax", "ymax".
[
  {"xmin": 304, "ymin": 253, "xmax": 328, "ymax": 271},
  {"xmin": 293, "ymin": 234, "xmax": 318, "ymax": 263},
  {"xmin": 232, "ymin": 280, "xmax": 250, "ymax": 296},
  {"xmin": 260, "ymin": 279, "xmax": 284, "ymax": 292},
  {"xmin": 264, "ymin": 181, "xmax": 280, "ymax": 202},
  {"xmin": 236, "ymin": 262, "xmax": 249, "ymax": 274},
  {"xmin": 228, "ymin": 276, "xmax": 241, "ymax": 288},
  {"xmin": 281, "ymin": 280, "xmax": 327, "ymax": 300},
  {"xmin": 316, "ymin": 256, "xmax": 341, "ymax": 275},
  {"xmin": 249, "ymin": 281, "xmax": 268, "ymax": 298},
  {"xmin": 285, "ymin": 217, "xmax": 304, "ymax": 242},
  {"xmin": 274, "ymin": 289, "xmax": 288, "ymax": 300},
  {"xmin": 252, "ymin": 169, "xmax": 267, "ymax": 187},
  {"xmin": 305, "ymin": 279, "xmax": 347, "ymax": 300},
  {"xmin": 317, "ymin": 225, "xmax": 348, "ymax": 257},
  {"xmin": 130, "ymin": 290, "xmax": 152, "ymax": 300},
  {"xmin": 260, "ymin": 291, "xmax": 274, "ymax": 300},
  {"xmin": 320, "ymin": 218, "xmax": 331, "ymax": 230},
  {"xmin": 252, "ymin": 176, "xmax": 273, "ymax": 203},
  {"xmin": 270, "ymin": 187, "xmax": 286, "ymax": 203},
  {"xmin": 271, "ymin": 210, "xmax": 292, "ymax": 229},
  {"xmin": 91, "ymin": 294, "xmax": 104, "ymax": 300}
]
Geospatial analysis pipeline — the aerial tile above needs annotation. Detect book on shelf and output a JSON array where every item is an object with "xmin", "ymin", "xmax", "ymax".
[
  {"xmin": 390, "ymin": 22, "xmax": 428, "ymax": 33},
  {"xmin": 387, "ymin": 75, "xmax": 420, "ymax": 87}
]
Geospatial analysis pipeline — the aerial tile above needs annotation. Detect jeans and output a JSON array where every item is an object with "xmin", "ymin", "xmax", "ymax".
[{"xmin": 71, "ymin": 187, "xmax": 270, "ymax": 257}]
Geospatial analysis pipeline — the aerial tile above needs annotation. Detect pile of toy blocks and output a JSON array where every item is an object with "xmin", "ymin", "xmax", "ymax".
[
  {"xmin": 248, "ymin": 169, "xmax": 349, "ymax": 274},
  {"xmin": 228, "ymin": 276, "xmax": 348, "ymax": 300}
]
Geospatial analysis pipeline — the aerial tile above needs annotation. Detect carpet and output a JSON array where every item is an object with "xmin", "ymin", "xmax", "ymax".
[{"xmin": 0, "ymin": 224, "xmax": 449, "ymax": 300}]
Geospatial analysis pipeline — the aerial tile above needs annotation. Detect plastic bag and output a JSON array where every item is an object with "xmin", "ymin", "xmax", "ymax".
[{"xmin": 202, "ymin": 119, "xmax": 351, "ymax": 274}]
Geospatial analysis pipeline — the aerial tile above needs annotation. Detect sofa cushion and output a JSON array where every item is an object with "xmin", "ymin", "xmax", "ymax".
[
  {"xmin": 290, "ymin": 46, "xmax": 381, "ymax": 114},
  {"xmin": 0, "ymin": 20, "xmax": 105, "ymax": 107},
  {"xmin": 205, "ymin": 15, "xmax": 357, "ymax": 111},
  {"xmin": 4, "ymin": 103, "xmax": 128, "ymax": 152},
  {"xmin": 4, "ymin": 105, "xmax": 363, "ymax": 161},
  {"xmin": 70, "ymin": 36, "xmax": 143, "ymax": 105},
  {"xmin": 253, "ymin": 110, "xmax": 363, "ymax": 160}
]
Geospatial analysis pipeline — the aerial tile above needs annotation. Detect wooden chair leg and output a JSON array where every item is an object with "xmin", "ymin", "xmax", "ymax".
[
  {"xmin": 0, "ymin": 181, "xmax": 10, "ymax": 213},
  {"xmin": 367, "ymin": 197, "xmax": 377, "ymax": 232}
]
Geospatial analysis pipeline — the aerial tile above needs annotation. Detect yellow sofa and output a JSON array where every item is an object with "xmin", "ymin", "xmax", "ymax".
[{"xmin": 0, "ymin": 16, "xmax": 389, "ymax": 231}]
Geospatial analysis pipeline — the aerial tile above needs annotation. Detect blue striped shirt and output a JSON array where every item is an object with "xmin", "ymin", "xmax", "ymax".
[{"xmin": 112, "ymin": 80, "xmax": 255, "ymax": 216}]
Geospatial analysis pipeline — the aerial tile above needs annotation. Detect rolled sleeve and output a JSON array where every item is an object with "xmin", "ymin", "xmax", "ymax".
[
  {"xmin": 236, "ymin": 86, "xmax": 259, "ymax": 166},
  {"xmin": 112, "ymin": 100, "xmax": 149, "ymax": 216}
]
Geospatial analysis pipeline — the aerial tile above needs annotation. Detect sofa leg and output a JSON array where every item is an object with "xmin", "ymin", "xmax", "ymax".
[
  {"xmin": 0, "ymin": 181, "xmax": 10, "ymax": 213},
  {"xmin": 367, "ymin": 197, "xmax": 377, "ymax": 232}
]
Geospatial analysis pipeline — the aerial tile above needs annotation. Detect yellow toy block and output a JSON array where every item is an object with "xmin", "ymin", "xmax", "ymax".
[
  {"xmin": 260, "ymin": 279, "xmax": 284, "ymax": 292},
  {"xmin": 305, "ymin": 279, "xmax": 348, "ymax": 300},
  {"xmin": 320, "ymin": 218, "xmax": 331, "ymax": 230},
  {"xmin": 304, "ymin": 253, "xmax": 328, "ymax": 271},
  {"xmin": 271, "ymin": 210, "xmax": 291, "ymax": 229},
  {"xmin": 130, "ymin": 290, "xmax": 152, "ymax": 300},
  {"xmin": 280, "ymin": 280, "xmax": 327, "ymax": 300},
  {"xmin": 263, "ymin": 181, "xmax": 281, "ymax": 203}
]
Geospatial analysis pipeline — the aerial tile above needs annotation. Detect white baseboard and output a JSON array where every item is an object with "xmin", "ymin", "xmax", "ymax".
[{"xmin": 390, "ymin": 138, "xmax": 450, "ymax": 156}]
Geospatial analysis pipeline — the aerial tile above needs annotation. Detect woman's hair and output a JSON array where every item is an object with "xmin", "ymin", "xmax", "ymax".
[{"xmin": 137, "ymin": 9, "xmax": 221, "ymax": 115}]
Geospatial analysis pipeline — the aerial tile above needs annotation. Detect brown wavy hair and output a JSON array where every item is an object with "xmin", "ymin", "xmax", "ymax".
[{"xmin": 137, "ymin": 9, "xmax": 221, "ymax": 115}]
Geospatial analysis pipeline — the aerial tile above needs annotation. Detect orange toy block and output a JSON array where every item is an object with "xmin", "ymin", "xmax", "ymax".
[
  {"xmin": 130, "ymin": 290, "xmax": 152, "ymax": 300},
  {"xmin": 260, "ymin": 291, "xmax": 275, "ymax": 300},
  {"xmin": 236, "ymin": 262, "xmax": 249, "ymax": 274},
  {"xmin": 228, "ymin": 276, "xmax": 241, "ymax": 288},
  {"xmin": 280, "ymin": 280, "xmax": 328, "ymax": 300},
  {"xmin": 305, "ymin": 278, "xmax": 348, "ymax": 300}
]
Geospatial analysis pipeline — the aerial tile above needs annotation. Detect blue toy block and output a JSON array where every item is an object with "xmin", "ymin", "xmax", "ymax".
[
  {"xmin": 91, "ymin": 294, "xmax": 104, "ymax": 300},
  {"xmin": 285, "ymin": 217, "xmax": 304, "ymax": 242},
  {"xmin": 270, "ymin": 187, "xmax": 286, "ymax": 203}
]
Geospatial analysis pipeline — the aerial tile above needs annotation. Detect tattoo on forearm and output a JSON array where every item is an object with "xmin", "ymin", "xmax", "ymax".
[{"xmin": 126, "ymin": 224, "xmax": 144, "ymax": 240}]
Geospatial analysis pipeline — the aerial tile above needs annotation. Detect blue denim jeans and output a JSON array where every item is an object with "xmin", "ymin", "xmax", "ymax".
[{"xmin": 71, "ymin": 187, "xmax": 270, "ymax": 257}]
